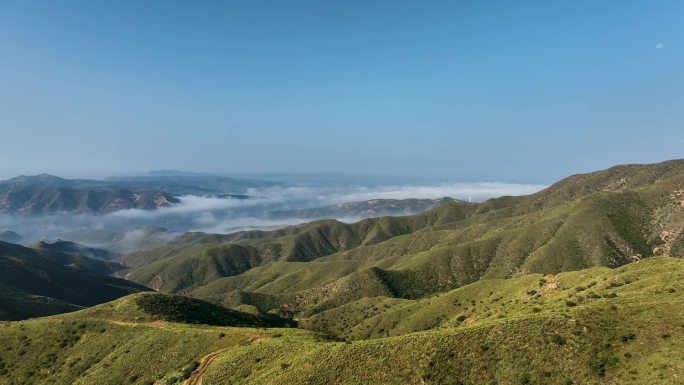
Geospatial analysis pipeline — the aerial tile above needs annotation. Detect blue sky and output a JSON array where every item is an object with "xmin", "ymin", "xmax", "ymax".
[{"xmin": 0, "ymin": 1, "xmax": 682, "ymax": 182}]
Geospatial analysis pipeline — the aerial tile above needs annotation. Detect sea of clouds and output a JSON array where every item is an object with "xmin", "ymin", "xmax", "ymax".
[{"xmin": 0, "ymin": 181, "xmax": 545, "ymax": 251}]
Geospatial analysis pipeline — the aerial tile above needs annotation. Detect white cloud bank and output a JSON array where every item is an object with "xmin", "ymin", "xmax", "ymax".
[
  {"xmin": 1, "ymin": 181, "xmax": 547, "ymax": 243},
  {"xmin": 322, "ymin": 182, "xmax": 546, "ymax": 202},
  {"xmin": 110, "ymin": 182, "xmax": 546, "ymax": 220}
]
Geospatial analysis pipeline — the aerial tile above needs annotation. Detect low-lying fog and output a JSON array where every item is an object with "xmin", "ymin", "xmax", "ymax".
[{"xmin": 0, "ymin": 182, "xmax": 545, "ymax": 253}]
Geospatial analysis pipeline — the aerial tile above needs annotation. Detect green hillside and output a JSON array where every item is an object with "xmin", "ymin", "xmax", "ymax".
[
  {"xmin": 1, "ymin": 160, "xmax": 682, "ymax": 384},
  {"xmin": 300, "ymin": 256, "xmax": 682, "ymax": 340},
  {"xmin": 0, "ymin": 241, "xmax": 149, "ymax": 320},
  {"xmin": 115, "ymin": 160, "xmax": 684, "ymax": 317},
  {"xmin": 77, "ymin": 292, "xmax": 294, "ymax": 328},
  {"xmin": 0, "ymin": 257, "xmax": 681, "ymax": 385}
]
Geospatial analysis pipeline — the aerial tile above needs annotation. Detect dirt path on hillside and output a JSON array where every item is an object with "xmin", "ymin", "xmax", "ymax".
[
  {"xmin": 183, "ymin": 349, "xmax": 227, "ymax": 385},
  {"xmin": 106, "ymin": 320, "xmax": 264, "ymax": 385},
  {"xmin": 109, "ymin": 320, "xmax": 169, "ymax": 328}
]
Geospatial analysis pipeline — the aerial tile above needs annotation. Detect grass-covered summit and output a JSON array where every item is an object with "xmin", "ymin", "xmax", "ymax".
[{"xmin": 77, "ymin": 292, "xmax": 294, "ymax": 328}]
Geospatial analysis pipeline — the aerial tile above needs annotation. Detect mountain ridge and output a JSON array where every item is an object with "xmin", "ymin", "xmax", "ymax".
[
  {"xmin": 113, "ymin": 159, "xmax": 683, "ymax": 316},
  {"xmin": 0, "ymin": 240, "xmax": 150, "ymax": 320},
  {"xmin": 0, "ymin": 173, "xmax": 276, "ymax": 214},
  {"xmin": 0, "ymin": 256, "xmax": 680, "ymax": 384}
]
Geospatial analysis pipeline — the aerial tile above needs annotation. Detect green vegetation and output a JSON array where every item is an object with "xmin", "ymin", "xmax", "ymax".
[
  {"xmin": 77, "ymin": 292, "xmax": 294, "ymax": 328},
  {"xmin": 114, "ymin": 160, "xmax": 684, "ymax": 319},
  {"xmin": 299, "ymin": 257, "xmax": 683, "ymax": 340},
  {"xmin": 0, "ymin": 314, "xmax": 283, "ymax": 385},
  {"xmin": 0, "ymin": 241, "xmax": 149, "ymax": 320},
  {"xmin": 0, "ymin": 257, "xmax": 681, "ymax": 384},
  {"xmin": 1, "ymin": 160, "xmax": 683, "ymax": 383}
]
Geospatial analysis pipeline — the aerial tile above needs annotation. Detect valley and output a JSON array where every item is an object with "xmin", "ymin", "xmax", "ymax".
[
  {"xmin": 0, "ymin": 160, "xmax": 682, "ymax": 384},
  {"xmin": 3, "ymin": 3, "xmax": 681, "ymax": 383}
]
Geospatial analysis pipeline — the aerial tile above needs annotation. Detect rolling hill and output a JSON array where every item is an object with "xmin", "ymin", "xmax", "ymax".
[
  {"xmin": 0, "ymin": 256, "xmax": 680, "ymax": 385},
  {"xmin": 0, "ymin": 241, "xmax": 149, "ymax": 320},
  {"xmin": 76, "ymin": 292, "xmax": 295, "ymax": 328},
  {"xmin": 0, "ymin": 159, "xmax": 682, "ymax": 384},
  {"xmin": 113, "ymin": 159, "xmax": 684, "ymax": 317}
]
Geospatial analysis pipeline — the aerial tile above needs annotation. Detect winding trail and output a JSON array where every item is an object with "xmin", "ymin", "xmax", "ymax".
[
  {"xmin": 109, "ymin": 320, "xmax": 169, "ymax": 328},
  {"xmin": 104, "ymin": 320, "xmax": 265, "ymax": 385},
  {"xmin": 183, "ymin": 349, "xmax": 227, "ymax": 385}
]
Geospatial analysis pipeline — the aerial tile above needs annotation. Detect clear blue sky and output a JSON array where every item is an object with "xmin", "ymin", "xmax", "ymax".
[{"xmin": 0, "ymin": 1, "xmax": 682, "ymax": 182}]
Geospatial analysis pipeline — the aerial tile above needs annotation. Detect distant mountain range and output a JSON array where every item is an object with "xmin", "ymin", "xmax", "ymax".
[
  {"xmin": 0, "ymin": 174, "xmax": 176, "ymax": 214},
  {"xmin": 0, "ymin": 173, "xmax": 270, "ymax": 215},
  {"xmin": 0, "ymin": 173, "xmax": 466, "ymax": 219},
  {"xmin": 104, "ymin": 173, "xmax": 274, "ymax": 195}
]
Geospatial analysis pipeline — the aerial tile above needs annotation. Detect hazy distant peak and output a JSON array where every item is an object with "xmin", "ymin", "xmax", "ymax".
[
  {"xmin": 0, "ymin": 230, "xmax": 22, "ymax": 244},
  {"xmin": 144, "ymin": 170, "xmax": 217, "ymax": 177},
  {"xmin": 5, "ymin": 173, "xmax": 67, "ymax": 183}
]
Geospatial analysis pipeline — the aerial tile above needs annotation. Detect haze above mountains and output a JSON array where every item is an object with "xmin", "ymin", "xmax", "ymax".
[
  {"xmin": 1, "ymin": 158, "xmax": 682, "ymax": 320},
  {"xmin": 0, "ymin": 159, "xmax": 682, "ymax": 385},
  {"xmin": 1, "ymin": 1, "xmax": 682, "ymax": 383},
  {"xmin": 0, "ymin": 171, "xmax": 544, "ymax": 251}
]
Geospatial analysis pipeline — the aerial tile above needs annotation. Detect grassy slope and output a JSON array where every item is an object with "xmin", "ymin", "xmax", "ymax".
[
  {"xmin": 199, "ymin": 257, "xmax": 684, "ymax": 385},
  {"xmin": 190, "ymin": 187, "xmax": 681, "ymax": 316},
  {"xmin": 0, "ymin": 315, "xmax": 296, "ymax": 385},
  {"xmin": 77, "ymin": 292, "xmax": 295, "ymax": 328},
  {"xmin": 300, "ymin": 256, "xmax": 682, "ymax": 340},
  {"xmin": 204, "ymin": 301, "xmax": 682, "ymax": 385},
  {"xmin": 0, "ymin": 292, "xmax": 304, "ymax": 385},
  {"xmin": 1, "ymin": 258, "xmax": 680, "ymax": 385},
  {"xmin": 0, "ymin": 241, "xmax": 150, "ymax": 320},
  {"xmin": 117, "ymin": 160, "xmax": 684, "ymax": 317},
  {"xmin": 118, "ymin": 202, "xmax": 471, "ymax": 291}
]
